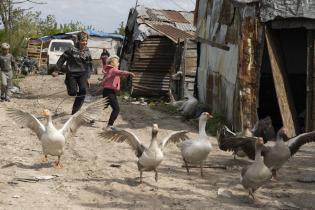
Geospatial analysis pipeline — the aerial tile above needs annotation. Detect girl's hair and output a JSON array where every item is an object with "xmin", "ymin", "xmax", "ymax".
[{"xmin": 106, "ymin": 55, "xmax": 119, "ymax": 64}]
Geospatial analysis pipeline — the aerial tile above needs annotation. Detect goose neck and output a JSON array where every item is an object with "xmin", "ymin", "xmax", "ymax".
[
  {"xmin": 199, "ymin": 119, "xmax": 207, "ymax": 136},
  {"xmin": 46, "ymin": 115, "xmax": 53, "ymax": 126},
  {"xmin": 255, "ymin": 147, "xmax": 263, "ymax": 161}
]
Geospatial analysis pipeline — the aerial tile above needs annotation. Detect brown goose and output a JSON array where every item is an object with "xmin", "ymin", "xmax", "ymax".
[
  {"xmin": 241, "ymin": 137, "xmax": 272, "ymax": 200},
  {"xmin": 7, "ymin": 98, "xmax": 108, "ymax": 168},
  {"xmin": 219, "ymin": 127, "xmax": 315, "ymax": 179},
  {"xmin": 100, "ymin": 124, "xmax": 188, "ymax": 183}
]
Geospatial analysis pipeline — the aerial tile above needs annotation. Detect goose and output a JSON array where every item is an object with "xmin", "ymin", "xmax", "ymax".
[
  {"xmin": 241, "ymin": 137, "xmax": 272, "ymax": 200},
  {"xmin": 168, "ymin": 89, "xmax": 186, "ymax": 108},
  {"xmin": 100, "ymin": 124, "xmax": 188, "ymax": 183},
  {"xmin": 218, "ymin": 127, "xmax": 315, "ymax": 179},
  {"xmin": 178, "ymin": 92, "xmax": 198, "ymax": 118},
  {"xmin": 7, "ymin": 98, "xmax": 108, "ymax": 168},
  {"xmin": 177, "ymin": 112, "xmax": 213, "ymax": 176},
  {"xmin": 217, "ymin": 117, "xmax": 275, "ymax": 159}
]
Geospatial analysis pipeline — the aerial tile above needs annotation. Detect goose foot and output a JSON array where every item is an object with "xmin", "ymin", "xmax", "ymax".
[
  {"xmin": 139, "ymin": 171, "xmax": 143, "ymax": 183},
  {"xmin": 54, "ymin": 156, "xmax": 63, "ymax": 169},
  {"xmin": 183, "ymin": 159, "xmax": 190, "ymax": 174},
  {"xmin": 200, "ymin": 162, "xmax": 204, "ymax": 177},
  {"xmin": 271, "ymin": 169, "xmax": 278, "ymax": 181},
  {"xmin": 154, "ymin": 170, "xmax": 158, "ymax": 182},
  {"xmin": 249, "ymin": 189, "xmax": 255, "ymax": 200},
  {"xmin": 41, "ymin": 155, "xmax": 48, "ymax": 163}
]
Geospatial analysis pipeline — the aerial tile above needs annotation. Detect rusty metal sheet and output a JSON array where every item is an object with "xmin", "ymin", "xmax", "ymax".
[
  {"xmin": 162, "ymin": 10, "xmax": 190, "ymax": 23},
  {"xmin": 260, "ymin": 0, "xmax": 315, "ymax": 22},
  {"xmin": 149, "ymin": 24, "xmax": 194, "ymax": 43},
  {"xmin": 130, "ymin": 37, "xmax": 176, "ymax": 96}
]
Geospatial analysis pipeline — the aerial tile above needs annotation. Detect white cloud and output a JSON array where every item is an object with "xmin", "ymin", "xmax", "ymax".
[{"xmin": 20, "ymin": 0, "xmax": 196, "ymax": 33}]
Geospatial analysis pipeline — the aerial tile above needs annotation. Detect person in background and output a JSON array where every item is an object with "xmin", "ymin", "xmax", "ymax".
[
  {"xmin": 0, "ymin": 43, "xmax": 19, "ymax": 102},
  {"xmin": 52, "ymin": 31, "xmax": 92, "ymax": 115},
  {"xmin": 102, "ymin": 55, "xmax": 135, "ymax": 130},
  {"xmin": 100, "ymin": 48, "xmax": 110, "ymax": 69}
]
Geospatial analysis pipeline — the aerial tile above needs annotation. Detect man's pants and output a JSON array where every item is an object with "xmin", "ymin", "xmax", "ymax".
[
  {"xmin": 65, "ymin": 72, "xmax": 88, "ymax": 114},
  {"xmin": 0, "ymin": 71, "xmax": 13, "ymax": 99}
]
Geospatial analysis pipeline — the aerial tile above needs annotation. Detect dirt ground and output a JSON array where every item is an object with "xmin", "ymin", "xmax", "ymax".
[{"xmin": 0, "ymin": 75, "xmax": 314, "ymax": 210}]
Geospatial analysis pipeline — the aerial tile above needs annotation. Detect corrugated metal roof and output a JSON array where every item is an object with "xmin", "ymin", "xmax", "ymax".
[
  {"xmin": 129, "ymin": 6, "xmax": 195, "ymax": 42},
  {"xmin": 175, "ymin": 23, "xmax": 196, "ymax": 31},
  {"xmin": 149, "ymin": 24, "xmax": 195, "ymax": 43},
  {"xmin": 162, "ymin": 10, "xmax": 190, "ymax": 23}
]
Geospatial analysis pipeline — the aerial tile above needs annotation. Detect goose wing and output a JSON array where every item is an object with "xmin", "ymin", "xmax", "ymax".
[
  {"xmin": 7, "ymin": 108, "xmax": 46, "ymax": 139},
  {"xmin": 160, "ymin": 130, "xmax": 189, "ymax": 150},
  {"xmin": 217, "ymin": 125, "xmax": 236, "ymax": 149},
  {"xmin": 99, "ymin": 129, "xmax": 146, "ymax": 158},
  {"xmin": 287, "ymin": 130, "xmax": 315, "ymax": 156},
  {"xmin": 219, "ymin": 136, "xmax": 258, "ymax": 160},
  {"xmin": 60, "ymin": 98, "xmax": 109, "ymax": 138}
]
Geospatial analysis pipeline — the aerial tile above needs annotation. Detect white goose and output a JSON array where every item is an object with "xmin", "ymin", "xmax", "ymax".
[
  {"xmin": 7, "ymin": 98, "xmax": 108, "ymax": 168},
  {"xmin": 100, "ymin": 124, "xmax": 188, "ymax": 183},
  {"xmin": 177, "ymin": 112, "xmax": 213, "ymax": 176}
]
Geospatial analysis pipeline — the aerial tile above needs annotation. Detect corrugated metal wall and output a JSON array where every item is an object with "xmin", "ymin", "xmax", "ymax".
[{"xmin": 130, "ymin": 36, "xmax": 176, "ymax": 96}]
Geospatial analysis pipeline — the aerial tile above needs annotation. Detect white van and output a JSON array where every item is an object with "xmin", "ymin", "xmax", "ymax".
[{"xmin": 47, "ymin": 39, "xmax": 74, "ymax": 73}]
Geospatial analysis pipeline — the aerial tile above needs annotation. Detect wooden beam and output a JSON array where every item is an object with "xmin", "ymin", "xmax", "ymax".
[
  {"xmin": 196, "ymin": 36, "xmax": 230, "ymax": 51},
  {"xmin": 265, "ymin": 26, "xmax": 299, "ymax": 137},
  {"xmin": 306, "ymin": 31, "xmax": 314, "ymax": 131}
]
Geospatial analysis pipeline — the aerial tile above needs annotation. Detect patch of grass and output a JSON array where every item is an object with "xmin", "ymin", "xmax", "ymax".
[
  {"xmin": 206, "ymin": 112, "xmax": 227, "ymax": 136},
  {"xmin": 149, "ymin": 101, "xmax": 179, "ymax": 115}
]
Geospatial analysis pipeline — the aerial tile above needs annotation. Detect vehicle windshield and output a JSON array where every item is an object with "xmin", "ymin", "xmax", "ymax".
[{"xmin": 50, "ymin": 42, "xmax": 73, "ymax": 52}]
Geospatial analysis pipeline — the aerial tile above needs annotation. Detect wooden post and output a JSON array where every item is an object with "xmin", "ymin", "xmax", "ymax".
[
  {"xmin": 181, "ymin": 39, "xmax": 188, "ymax": 98},
  {"xmin": 265, "ymin": 26, "xmax": 298, "ymax": 137},
  {"xmin": 307, "ymin": 30, "xmax": 315, "ymax": 131}
]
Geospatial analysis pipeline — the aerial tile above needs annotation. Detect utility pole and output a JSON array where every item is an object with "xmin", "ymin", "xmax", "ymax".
[{"xmin": 8, "ymin": 0, "xmax": 11, "ymax": 45}]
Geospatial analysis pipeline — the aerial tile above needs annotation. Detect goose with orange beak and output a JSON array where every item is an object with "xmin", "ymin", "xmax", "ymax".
[
  {"xmin": 7, "ymin": 98, "xmax": 108, "ymax": 168},
  {"xmin": 177, "ymin": 112, "xmax": 213, "ymax": 177}
]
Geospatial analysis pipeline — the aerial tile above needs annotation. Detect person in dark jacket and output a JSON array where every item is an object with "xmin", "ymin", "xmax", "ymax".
[{"xmin": 52, "ymin": 31, "xmax": 92, "ymax": 114}]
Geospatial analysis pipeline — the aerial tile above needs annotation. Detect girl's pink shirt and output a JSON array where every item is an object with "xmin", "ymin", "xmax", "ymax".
[{"xmin": 102, "ymin": 64, "xmax": 131, "ymax": 91}]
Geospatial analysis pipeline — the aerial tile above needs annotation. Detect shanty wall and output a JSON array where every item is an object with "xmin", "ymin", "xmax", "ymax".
[
  {"xmin": 195, "ymin": 0, "xmax": 261, "ymax": 129},
  {"xmin": 130, "ymin": 36, "xmax": 176, "ymax": 96}
]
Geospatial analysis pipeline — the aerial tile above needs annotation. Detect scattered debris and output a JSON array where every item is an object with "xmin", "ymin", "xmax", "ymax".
[
  {"xmin": 1, "ymin": 163, "xmax": 16, "ymax": 169},
  {"xmin": 297, "ymin": 176, "xmax": 315, "ymax": 183},
  {"xmin": 12, "ymin": 195, "xmax": 21, "ymax": 199},
  {"xmin": 12, "ymin": 175, "xmax": 58, "ymax": 183},
  {"xmin": 110, "ymin": 164, "xmax": 121, "ymax": 168},
  {"xmin": 182, "ymin": 164, "xmax": 227, "ymax": 170},
  {"xmin": 217, "ymin": 188, "xmax": 233, "ymax": 198}
]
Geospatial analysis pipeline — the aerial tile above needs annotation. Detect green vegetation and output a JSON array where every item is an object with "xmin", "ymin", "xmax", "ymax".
[
  {"xmin": 149, "ymin": 101, "xmax": 178, "ymax": 115},
  {"xmin": 0, "ymin": 0, "xmax": 92, "ymax": 56},
  {"xmin": 205, "ymin": 112, "xmax": 227, "ymax": 136}
]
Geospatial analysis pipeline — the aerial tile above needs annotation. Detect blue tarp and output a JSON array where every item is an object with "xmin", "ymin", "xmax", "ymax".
[{"xmin": 84, "ymin": 29, "xmax": 124, "ymax": 40}]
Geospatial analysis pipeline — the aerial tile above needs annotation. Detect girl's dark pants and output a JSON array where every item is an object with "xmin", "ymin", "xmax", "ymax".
[
  {"xmin": 102, "ymin": 88, "xmax": 120, "ymax": 126},
  {"xmin": 65, "ymin": 72, "xmax": 88, "ymax": 115}
]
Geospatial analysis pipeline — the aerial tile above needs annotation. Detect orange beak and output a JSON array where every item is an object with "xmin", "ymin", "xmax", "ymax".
[
  {"xmin": 206, "ymin": 113, "xmax": 213, "ymax": 119},
  {"xmin": 42, "ymin": 110, "xmax": 50, "ymax": 117}
]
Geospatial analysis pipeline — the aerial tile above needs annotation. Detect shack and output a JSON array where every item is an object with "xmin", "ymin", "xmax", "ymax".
[
  {"xmin": 194, "ymin": 0, "xmax": 315, "ymax": 136},
  {"xmin": 120, "ymin": 6, "xmax": 197, "ymax": 97}
]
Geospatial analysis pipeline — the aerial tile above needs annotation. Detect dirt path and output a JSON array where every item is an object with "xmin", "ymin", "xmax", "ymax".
[{"xmin": 0, "ymin": 75, "xmax": 314, "ymax": 210}]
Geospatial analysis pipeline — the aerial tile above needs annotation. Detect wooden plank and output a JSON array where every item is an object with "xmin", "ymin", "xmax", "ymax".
[
  {"xmin": 196, "ymin": 36, "xmax": 230, "ymax": 51},
  {"xmin": 265, "ymin": 26, "xmax": 298, "ymax": 137}
]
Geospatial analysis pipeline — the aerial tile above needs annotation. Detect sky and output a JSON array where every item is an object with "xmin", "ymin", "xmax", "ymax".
[{"xmin": 21, "ymin": 0, "xmax": 196, "ymax": 33}]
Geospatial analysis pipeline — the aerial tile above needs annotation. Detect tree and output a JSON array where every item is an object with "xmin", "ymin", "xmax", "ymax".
[
  {"xmin": 0, "ymin": 0, "xmax": 91, "ymax": 56},
  {"xmin": 114, "ymin": 21, "xmax": 125, "ymax": 36}
]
